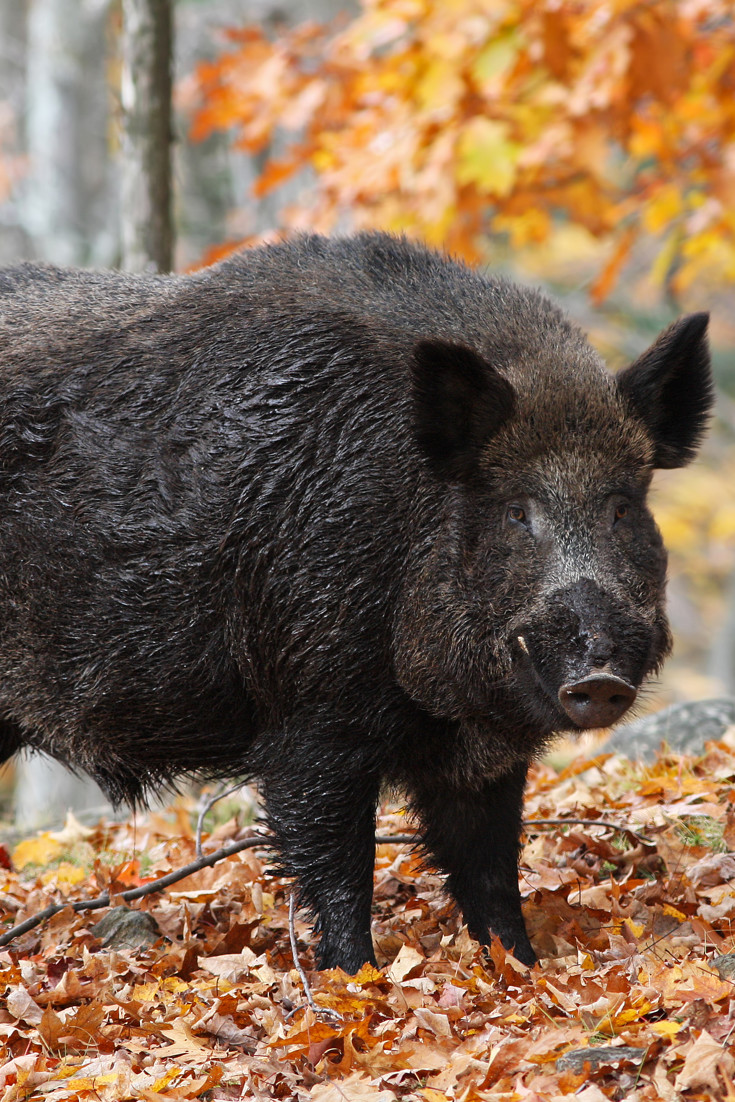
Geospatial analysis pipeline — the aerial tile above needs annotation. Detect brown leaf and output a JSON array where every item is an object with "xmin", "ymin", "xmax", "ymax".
[
  {"xmin": 37, "ymin": 1000, "xmax": 106, "ymax": 1051},
  {"xmin": 688, "ymin": 853, "xmax": 735, "ymax": 888},
  {"xmin": 386, "ymin": 943, "xmax": 424, "ymax": 983},
  {"xmin": 309, "ymin": 1074, "xmax": 396, "ymax": 1101},
  {"xmin": 674, "ymin": 1029, "xmax": 735, "ymax": 1091},
  {"xmin": 6, "ymin": 986, "xmax": 44, "ymax": 1025}
]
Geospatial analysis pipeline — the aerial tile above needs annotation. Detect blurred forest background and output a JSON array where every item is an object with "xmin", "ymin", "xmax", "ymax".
[{"xmin": 0, "ymin": 0, "xmax": 733, "ymax": 824}]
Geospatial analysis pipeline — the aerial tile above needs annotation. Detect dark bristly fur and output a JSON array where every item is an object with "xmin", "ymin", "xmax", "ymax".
[{"xmin": 0, "ymin": 233, "xmax": 713, "ymax": 970}]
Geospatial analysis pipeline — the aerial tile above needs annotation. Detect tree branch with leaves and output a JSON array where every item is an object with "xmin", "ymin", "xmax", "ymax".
[{"xmin": 189, "ymin": 0, "xmax": 735, "ymax": 302}]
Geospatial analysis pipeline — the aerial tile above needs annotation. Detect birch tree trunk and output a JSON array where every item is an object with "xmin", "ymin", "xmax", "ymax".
[
  {"xmin": 0, "ymin": 0, "xmax": 30, "ymax": 263},
  {"xmin": 13, "ymin": 0, "xmax": 115, "ymax": 828},
  {"xmin": 120, "ymin": 0, "xmax": 173, "ymax": 272},
  {"xmin": 24, "ymin": 0, "xmax": 114, "ymax": 266}
]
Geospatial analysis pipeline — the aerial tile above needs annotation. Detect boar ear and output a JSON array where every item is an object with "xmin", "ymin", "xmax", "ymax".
[
  {"xmin": 410, "ymin": 339, "xmax": 516, "ymax": 481},
  {"xmin": 616, "ymin": 313, "xmax": 714, "ymax": 468}
]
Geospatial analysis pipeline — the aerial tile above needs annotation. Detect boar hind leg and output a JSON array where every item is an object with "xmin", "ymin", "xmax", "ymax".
[
  {"xmin": 262, "ymin": 757, "xmax": 380, "ymax": 973},
  {"xmin": 411, "ymin": 761, "xmax": 536, "ymax": 966}
]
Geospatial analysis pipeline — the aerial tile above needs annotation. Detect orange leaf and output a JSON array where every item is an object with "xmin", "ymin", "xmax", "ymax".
[
  {"xmin": 590, "ymin": 227, "xmax": 636, "ymax": 304},
  {"xmin": 253, "ymin": 157, "xmax": 303, "ymax": 198}
]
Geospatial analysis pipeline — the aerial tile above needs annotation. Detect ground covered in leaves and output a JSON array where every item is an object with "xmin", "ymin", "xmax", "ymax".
[{"xmin": 2, "ymin": 739, "xmax": 735, "ymax": 1101}]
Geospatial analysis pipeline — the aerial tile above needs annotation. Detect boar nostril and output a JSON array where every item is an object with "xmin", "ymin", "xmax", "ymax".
[{"xmin": 558, "ymin": 673, "xmax": 637, "ymax": 729}]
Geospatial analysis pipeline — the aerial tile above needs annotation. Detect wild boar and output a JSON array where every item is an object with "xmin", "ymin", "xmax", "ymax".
[{"xmin": 0, "ymin": 233, "xmax": 713, "ymax": 969}]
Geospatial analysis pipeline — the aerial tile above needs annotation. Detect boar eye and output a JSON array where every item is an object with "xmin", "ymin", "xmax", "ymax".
[
  {"xmin": 614, "ymin": 502, "xmax": 629, "ymax": 522},
  {"xmin": 507, "ymin": 504, "xmax": 527, "ymax": 524}
]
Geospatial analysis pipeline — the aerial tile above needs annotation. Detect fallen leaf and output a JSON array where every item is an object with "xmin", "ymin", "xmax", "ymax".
[
  {"xmin": 309, "ymin": 1073, "xmax": 396, "ymax": 1101},
  {"xmin": 6, "ymin": 986, "xmax": 44, "ymax": 1025},
  {"xmin": 674, "ymin": 1029, "xmax": 735, "ymax": 1091},
  {"xmin": 387, "ymin": 943, "xmax": 424, "ymax": 983}
]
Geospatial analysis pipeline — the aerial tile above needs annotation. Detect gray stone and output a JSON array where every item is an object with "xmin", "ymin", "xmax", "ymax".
[
  {"xmin": 712, "ymin": 953, "xmax": 735, "ymax": 980},
  {"xmin": 91, "ymin": 906, "xmax": 161, "ymax": 950},
  {"xmin": 556, "ymin": 1045, "xmax": 647, "ymax": 1074},
  {"xmin": 597, "ymin": 697, "xmax": 735, "ymax": 762}
]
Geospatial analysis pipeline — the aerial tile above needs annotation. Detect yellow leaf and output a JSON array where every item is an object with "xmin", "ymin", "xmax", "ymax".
[
  {"xmin": 649, "ymin": 228, "xmax": 682, "ymax": 288},
  {"xmin": 710, "ymin": 506, "xmax": 735, "ymax": 542},
  {"xmin": 624, "ymin": 917, "xmax": 645, "ymax": 938},
  {"xmin": 49, "ymin": 809, "xmax": 94, "ymax": 845},
  {"xmin": 351, "ymin": 962, "xmax": 384, "ymax": 985},
  {"xmin": 64, "ymin": 1075, "xmax": 118, "ymax": 1090},
  {"xmin": 13, "ymin": 833, "xmax": 65, "ymax": 869},
  {"xmin": 514, "ymin": 208, "xmax": 552, "ymax": 246},
  {"xmin": 456, "ymin": 117, "xmax": 519, "ymax": 197},
  {"xmin": 643, "ymin": 184, "xmax": 684, "ymax": 234},
  {"xmin": 615, "ymin": 1003, "xmax": 651, "ymax": 1025},
  {"xmin": 132, "ymin": 982, "xmax": 161, "ymax": 1002},
  {"xmin": 651, "ymin": 1020, "xmax": 684, "ymax": 1039},
  {"xmin": 472, "ymin": 31, "xmax": 520, "ymax": 88},
  {"xmin": 629, "ymin": 115, "xmax": 665, "ymax": 159},
  {"xmin": 162, "ymin": 976, "xmax": 189, "ymax": 994},
  {"xmin": 416, "ymin": 57, "xmax": 463, "ymax": 113},
  {"xmin": 41, "ymin": 862, "xmax": 86, "ymax": 886},
  {"xmin": 151, "ymin": 1067, "xmax": 182, "ymax": 1092},
  {"xmin": 663, "ymin": 904, "xmax": 687, "ymax": 921}
]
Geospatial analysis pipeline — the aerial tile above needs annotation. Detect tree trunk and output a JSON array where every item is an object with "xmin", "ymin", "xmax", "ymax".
[
  {"xmin": 12, "ymin": 0, "xmax": 116, "ymax": 828},
  {"xmin": 24, "ymin": 0, "xmax": 114, "ymax": 266},
  {"xmin": 120, "ymin": 0, "xmax": 173, "ymax": 272},
  {"xmin": 0, "ymin": 0, "xmax": 30, "ymax": 263}
]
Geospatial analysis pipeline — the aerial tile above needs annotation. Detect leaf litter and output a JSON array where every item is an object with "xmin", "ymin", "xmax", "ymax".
[{"xmin": 2, "ymin": 738, "xmax": 735, "ymax": 1101}]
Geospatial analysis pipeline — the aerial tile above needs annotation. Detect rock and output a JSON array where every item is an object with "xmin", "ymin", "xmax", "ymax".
[
  {"xmin": 91, "ymin": 906, "xmax": 161, "ymax": 950},
  {"xmin": 556, "ymin": 1046, "xmax": 648, "ymax": 1074},
  {"xmin": 597, "ymin": 697, "xmax": 735, "ymax": 762},
  {"xmin": 712, "ymin": 953, "xmax": 735, "ymax": 980}
]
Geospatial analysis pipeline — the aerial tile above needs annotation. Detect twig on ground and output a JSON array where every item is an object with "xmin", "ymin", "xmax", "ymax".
[
  {"xmin": 287, "ymin": 891, "xmax": 342, "ymax": 1021},
  {"xmin": 0, "ymin": 831, "xmax": 273, "ymax": 947},
  {"xmin": 0, "ymin": 822, "xmax": 644, "ymax": 949},
  {"xmin": 523, "ymin": 819, "xmax": 654, "ymax": 845},
  {"xmin": 195, "ymin": 781, "xmax": 248, "ymax": 857},
  {"xmin": 0, "ymin": 831, "xmax": 417, "ymax": 948}
]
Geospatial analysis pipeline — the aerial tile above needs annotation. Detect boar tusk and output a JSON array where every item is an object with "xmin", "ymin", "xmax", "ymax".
[{"xmin": 517, "ymin": 635, "xmax": 529, "ymax": 654}]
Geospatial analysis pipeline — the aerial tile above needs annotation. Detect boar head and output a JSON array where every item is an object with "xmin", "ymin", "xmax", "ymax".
[{"xmin": 394, "ymin": 312, "xmax": 713, "ymax": 771}]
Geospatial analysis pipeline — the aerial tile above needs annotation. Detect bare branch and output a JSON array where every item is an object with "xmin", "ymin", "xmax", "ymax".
[
  {"xmin": 0, "ymin": 821, "xmax": 644, "ymax": 949},
  {"xmin": 0, "ymin": 830, "xmax": 416, "ymax": 948}
]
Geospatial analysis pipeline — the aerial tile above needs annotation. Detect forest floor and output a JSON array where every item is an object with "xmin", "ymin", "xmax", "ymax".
[{"xmin": 2, "ymin": 736, "xmax": 735, "ymax": 1102}]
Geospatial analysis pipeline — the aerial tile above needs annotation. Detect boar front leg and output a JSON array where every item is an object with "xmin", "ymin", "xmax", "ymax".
[
  {"xmin": 410, "ymin": 760, "xmax": 536, "ymax": 966},
  {"xmin": 262, "ymin": 757, "xmax": 380, "ymax": 973}
]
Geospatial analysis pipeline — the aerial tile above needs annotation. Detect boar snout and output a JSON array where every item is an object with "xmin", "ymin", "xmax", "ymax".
[
  {"xmin": 515, "ymin": 578, "xmax": 658, "ymax": 731},
  {"xmin": 558, "ymin": 671, "xmax": 637, "ymax": 729}
]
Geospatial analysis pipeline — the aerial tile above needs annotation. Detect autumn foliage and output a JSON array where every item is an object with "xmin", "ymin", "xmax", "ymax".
[
  {"xmin": 189, "ymin": 0, "xmax": 735, "ymax": 301},
  {"xmin": 3, "ymin": 738, "xmax": 735, "ymax": 1100}
]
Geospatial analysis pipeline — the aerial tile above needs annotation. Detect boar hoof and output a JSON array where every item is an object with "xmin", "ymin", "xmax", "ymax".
[{"xmin": 558, "ymin": 673, "xmax": 636, "ymax": 729}]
